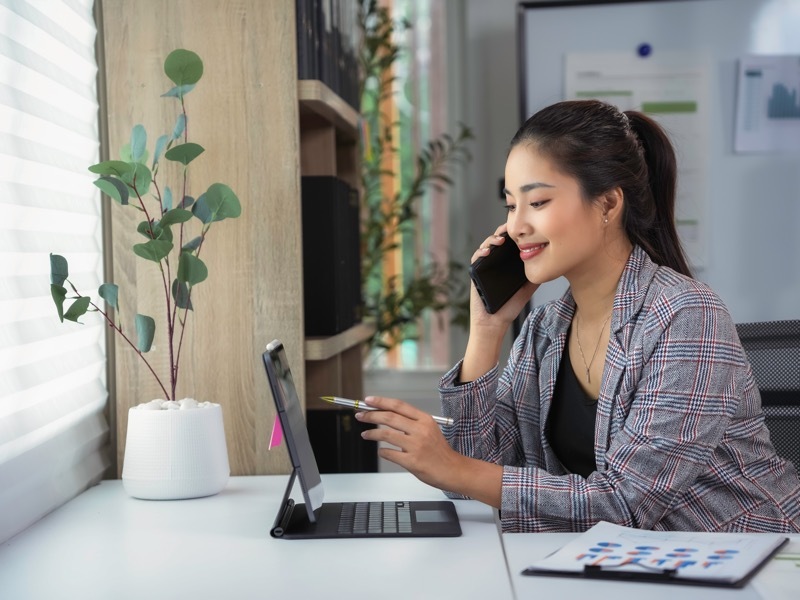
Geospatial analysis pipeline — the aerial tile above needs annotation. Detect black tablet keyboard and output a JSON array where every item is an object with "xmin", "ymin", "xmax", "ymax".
[{"xmin": 337, "ymin": 501, "xmax": 412, "ymax": 535}]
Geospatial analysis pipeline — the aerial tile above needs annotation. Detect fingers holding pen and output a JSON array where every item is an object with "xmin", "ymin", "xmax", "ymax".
[{"xmin": 355, "ymin": 396, "xmax": 419, "ymax": 435}]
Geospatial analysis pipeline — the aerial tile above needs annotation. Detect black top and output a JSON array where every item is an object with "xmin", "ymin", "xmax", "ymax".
[{"xmin": 547, "ymin": 339, "xmax": 598, "ymax": 478}]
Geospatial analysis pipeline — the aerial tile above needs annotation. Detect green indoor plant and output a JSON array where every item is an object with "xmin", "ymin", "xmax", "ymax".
[
  {"xmin": 358, "ymin": 0, "xmax": 473, "ymax": 354},
  {"xmin": 48, "ymin": 49, "xmax": 240, "ymax": 499}
]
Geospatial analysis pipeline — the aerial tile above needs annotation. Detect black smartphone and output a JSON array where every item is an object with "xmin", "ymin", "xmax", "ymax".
[{"xmin": 469, "ymin": 233, "xmax": 528, "ymax": 314}]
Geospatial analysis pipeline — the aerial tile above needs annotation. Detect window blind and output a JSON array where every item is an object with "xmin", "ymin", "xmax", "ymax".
[{"xmin": 0, "ymin": 0, "xmax": 109, "ymax": 544}]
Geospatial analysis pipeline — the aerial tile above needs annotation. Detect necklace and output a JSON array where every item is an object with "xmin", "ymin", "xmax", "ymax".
[{"xmin": 575, "ymin": 312, "xmax": 611, "ymax": 383}]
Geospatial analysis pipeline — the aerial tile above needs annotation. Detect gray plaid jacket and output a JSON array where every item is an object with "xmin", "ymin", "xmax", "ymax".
[{"xmin": 441, "ymin": 246, "xmax": 800, "ymax": 533}]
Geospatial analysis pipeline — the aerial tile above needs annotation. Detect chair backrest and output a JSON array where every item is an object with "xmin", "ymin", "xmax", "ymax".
[{"xmin": 736, "ymin": 320, "xmax": 800, "ymax": 472}]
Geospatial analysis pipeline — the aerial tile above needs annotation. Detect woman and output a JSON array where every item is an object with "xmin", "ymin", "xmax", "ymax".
[{"xmin": 357, "ymin": 99, "xmax": 800, "ymax": 533}]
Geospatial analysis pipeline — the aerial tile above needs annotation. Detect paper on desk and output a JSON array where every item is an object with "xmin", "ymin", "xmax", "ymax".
[
  {"xmin": 268, "ymin": 415, "xmax": 283, "ymax": 449},
  {"xmin": 525, "ymin": 521, "xmax": 787, "ymax": 584},
  {"xmin": 750, "ymin": 539, "xmax": 800, "ymax": 600}
]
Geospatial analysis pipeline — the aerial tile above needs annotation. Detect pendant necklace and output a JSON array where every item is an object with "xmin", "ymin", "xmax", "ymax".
[{"xmin": 575, "ymin": 311, "xmax": 611, "ymax": 383}]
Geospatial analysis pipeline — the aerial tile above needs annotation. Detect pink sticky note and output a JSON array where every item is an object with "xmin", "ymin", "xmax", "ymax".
[{"xmin": 268, "ymin": 415, "xmax": 283, "ymax": 450}]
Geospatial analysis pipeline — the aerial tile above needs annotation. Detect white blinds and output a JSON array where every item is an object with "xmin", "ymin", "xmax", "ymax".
[{"xmin": 0, "ymin": 0, "xmax": 109, "ymax": 543}]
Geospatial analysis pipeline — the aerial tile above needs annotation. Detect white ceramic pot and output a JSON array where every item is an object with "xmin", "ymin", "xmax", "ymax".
[{"xmin": 121, "ymin": 402, "xmax": 230, "ymax": 500}]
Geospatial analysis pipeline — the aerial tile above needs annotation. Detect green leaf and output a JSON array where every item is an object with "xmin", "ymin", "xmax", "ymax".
[
  {"xmin": 130, "ymin": 125, "xmax": 147, "ymax": 162},
  {"xmin": 165, "ymin": 142, "xmax": 204, "ymax": 166},
  {"xmin": 177, "ymin": 252, "xmax": 207, "ymax": 285},
  {"xmin": 192, "ymin": 183, "xmax": 241, "ymax": 223},
  {"xmin": 98, "ymin": 283, "xmax": 118, "ymax": 309},
  {"xmin": 50, "ymin": 284, "xmax": 67, "ymax": 321},
  {"xmin": 133, "ymin": 239, "xmax": 173, "ymax": 262},
  {"xmin": 160, "ymin": 208, "xmax": 192, "ymax": 227},
  {"xmin": 94, "ymin": 176, "xmax": 129, "ymax": 205},
  {"xmin": 137, "ymin": 220, "xmax": 164, "ymax": 240},
  {"xmin": 172, "ymin": 279, "xmax": 193, "ymax": 310},
  {"xmin": 152, "ymin": 134, "xmax": 169, "ymax": 168},
  {"xmin": 164, "ymin": 49, "xmax": 203, "ymax": 86},
  {"xmin": 162, "ymin": 186, "xmax": 173, "ymax": 212},
  {"xmin": 180, "ymin": 195, "xmax": 195, "ymax": 209},
  {"xmin": 64, "ymin": 296, "xmax": 91, "ymax": 323},
  {"xmin": 182, "ymin": 236, "xmax": 202, "ymax": 252},
  {"xmin": 88, "ymin": 160, "xmax": 132, "ymax": 177},
  {"xmin": 50, "ymin": 253, "xmax": 68, "ymax": 286},
  {"xmin": 119, "ymin": 162, "xmax": 152, "ymax": 196},
  {"xmin": 135, "ymin": 314, "xmax": 155, "ymax": 352},
  {"xmin": 161, "ymin": 84, "xmax": 196, "ymax": 99},
  {"xmin": 172, "ymin": 114, "xmax": 186, "ymax": 140}
]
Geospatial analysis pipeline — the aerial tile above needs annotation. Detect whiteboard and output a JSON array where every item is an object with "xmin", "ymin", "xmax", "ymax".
[{"xmin": 518, "ymin": 0, "xmax": 800, "ymax": 323}]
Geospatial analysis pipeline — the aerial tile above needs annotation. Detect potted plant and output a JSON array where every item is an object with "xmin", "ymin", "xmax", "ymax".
[{"xmin": 49, "ymin": 49, "xmax": 240, "ymax": 500}]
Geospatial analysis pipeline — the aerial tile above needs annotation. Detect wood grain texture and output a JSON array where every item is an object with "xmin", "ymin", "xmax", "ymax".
[{"xmin": 101, "ymin": 0, "xmax": 302, "ymax": 476}]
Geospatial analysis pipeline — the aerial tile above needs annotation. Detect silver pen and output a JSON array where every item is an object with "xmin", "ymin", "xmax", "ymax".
[{"xmin": 320, "ymin": 396, "xmax": 454, "ymax": 427}]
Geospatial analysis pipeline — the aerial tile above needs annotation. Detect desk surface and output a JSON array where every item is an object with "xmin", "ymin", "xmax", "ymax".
[
  {"xmin": 0, "ymin": 473, "xmax": 513, "ymax": 600},
  {"xmin": 3, "ymin": 473, "xmax": 798, "ymax": 600}
]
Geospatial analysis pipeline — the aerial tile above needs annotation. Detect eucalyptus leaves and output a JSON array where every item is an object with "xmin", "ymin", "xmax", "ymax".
[{"xmin": 49, "ymin": 49, "xmax": 241, "ymax": 401}]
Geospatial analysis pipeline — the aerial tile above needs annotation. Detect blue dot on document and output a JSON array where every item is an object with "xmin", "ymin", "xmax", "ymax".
[
  {"xmin": 636, "ymin": 546, "xmax": 660, "ymax": 551},
  {"xmin": 673, "ymin": 548, "xmax": 698, "ymax": 553},
  {"xmin": 714, "ymin": 549, "xmax": 739, "ymax": 554},
  {"xmin": 589, "ymin": 547, "xmax": 614, "ymax": 553},
  {"xmin": 637, "ymin": 43, "xmax": 652, "ymax": 57},
  {"xmin": 596, "ymin": 542, "xmax": 621, "ymax": 548}
]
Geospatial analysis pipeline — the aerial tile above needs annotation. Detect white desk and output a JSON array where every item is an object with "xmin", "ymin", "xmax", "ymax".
[
  {"xmin": 4, "ymin": 473, "xmax": 799, "ymax": 600},
  {"xmin": 0, "ymin": 473, "xmax": 513, "ymax": 600},
  {"xmin": 503, "ymin": 531, "xmax": 800, "ymax": 600}
]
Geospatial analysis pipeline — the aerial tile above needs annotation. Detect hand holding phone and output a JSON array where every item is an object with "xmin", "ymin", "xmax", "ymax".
[{"xmin": 469, "ymin": 233, "xmax": 528, "ymax": 314}]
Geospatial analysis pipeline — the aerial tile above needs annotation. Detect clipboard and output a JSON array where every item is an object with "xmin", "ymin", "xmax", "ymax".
[{"xmin": 521, "ymin": 521, "xmax": 789, "ymax": 588}]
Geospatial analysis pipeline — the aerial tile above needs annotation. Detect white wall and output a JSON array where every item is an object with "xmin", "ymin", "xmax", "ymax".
[
  {"xmin": 463, "ymin": 0, "xmax": 522, "ymax": 252},
  {"xmin": 465, "ymin": 0, "xmax": 800, "ymax": 322}
]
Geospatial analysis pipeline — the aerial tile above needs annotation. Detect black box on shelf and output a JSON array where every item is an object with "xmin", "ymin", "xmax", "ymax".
[
  {"xmin": 301, "ymin": 175, "xmax": 362, "ymax": 336},
  {"xmin": 307, "ymin": 409, "xmax": 378, "ymax": 473}
]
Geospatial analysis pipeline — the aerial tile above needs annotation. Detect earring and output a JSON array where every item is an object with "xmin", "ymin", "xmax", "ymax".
[{"xmin": 603, "ymin": 215, "xmax": 608, "ymax": 224}]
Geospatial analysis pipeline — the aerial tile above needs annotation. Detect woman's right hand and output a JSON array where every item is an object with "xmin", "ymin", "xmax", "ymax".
[
  {"xmin": 469, "ymin": 226, "xmax": 538, "ymax": 328},
  {"xmin": 460, "ymin": 226, "xmax": 538, "ymax": 382}
]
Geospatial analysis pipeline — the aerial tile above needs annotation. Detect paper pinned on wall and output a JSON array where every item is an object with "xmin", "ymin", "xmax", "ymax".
[
  {"xmin": 735, "ymin": 55, "xmax": 800, "ymax": 153},
  {"xmin": 564, "ymin": 52, "xmax": 710, "ymax": 269}
]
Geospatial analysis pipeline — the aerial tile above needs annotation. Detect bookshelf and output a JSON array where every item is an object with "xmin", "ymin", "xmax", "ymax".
[
  {"xmin": 297, "ymin": 80, "xmax": 374, "ymax": 415},
  {"xmin": 100, "ymin": 0, "xmax": 372, "ymax": 476}
]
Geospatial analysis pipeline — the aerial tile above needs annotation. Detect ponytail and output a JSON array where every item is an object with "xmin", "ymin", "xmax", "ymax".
[{"xmin": 626, "ymin": 112, "xmax": 692, "ymax": 277}]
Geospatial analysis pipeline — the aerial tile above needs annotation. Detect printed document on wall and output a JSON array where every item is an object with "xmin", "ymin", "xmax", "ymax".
[
  {"xmin": 565, "ymin": 53, "xmax": 710, "ymax": 269},
  {"xmin": 735, "ymin": 55, "xmax": 800, "ymax": 153}
]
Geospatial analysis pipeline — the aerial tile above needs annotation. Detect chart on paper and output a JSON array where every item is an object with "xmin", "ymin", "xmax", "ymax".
[{"xmin": 735, "ymin": 55, "xmax": 800, "ymax": 153}]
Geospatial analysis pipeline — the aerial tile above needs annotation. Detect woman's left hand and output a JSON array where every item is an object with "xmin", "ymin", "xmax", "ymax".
[{"xmin": 356, "ymin": 396, "xmax": 463, "ymax": 491}]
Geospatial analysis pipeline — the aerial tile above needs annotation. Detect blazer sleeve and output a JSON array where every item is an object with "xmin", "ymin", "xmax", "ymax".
[{"xmin": 439, "ymin": 324, "xmax": 539, "ymax": 499}]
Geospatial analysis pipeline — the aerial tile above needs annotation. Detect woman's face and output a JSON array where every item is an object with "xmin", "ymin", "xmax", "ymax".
[{"xmin": 503, "ymin": 143, "xmax": 608, "ymax": 285}]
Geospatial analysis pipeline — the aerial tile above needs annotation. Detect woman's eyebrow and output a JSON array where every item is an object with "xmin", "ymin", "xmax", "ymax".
[{"xmin": 502, "ymin": 182, "xmax": 555, "ymax": 195}]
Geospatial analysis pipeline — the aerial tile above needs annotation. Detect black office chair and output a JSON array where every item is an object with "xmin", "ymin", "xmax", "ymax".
[{"xmin": 736, "ymin": 320, "xmax": 800, "ymax": 473}]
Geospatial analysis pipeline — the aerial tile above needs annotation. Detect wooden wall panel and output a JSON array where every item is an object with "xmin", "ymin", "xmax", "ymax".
[{"xmin": 101, "ymin": 0, "xmax": 302, "ymax": 475}]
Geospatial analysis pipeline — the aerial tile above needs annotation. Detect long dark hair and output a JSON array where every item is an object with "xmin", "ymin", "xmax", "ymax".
[{"xmin": 510, "ymin": 100, "xmax": 692, "ymax": 277}]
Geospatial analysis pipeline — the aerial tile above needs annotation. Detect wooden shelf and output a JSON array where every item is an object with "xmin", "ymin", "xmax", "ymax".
[
  {"xmin": 298, "ymin": 79, "xmax": 359, "ymax": 139},
  {"xmin": 304, "ymin": 321, "xmax": 376, "ymax": 361}
]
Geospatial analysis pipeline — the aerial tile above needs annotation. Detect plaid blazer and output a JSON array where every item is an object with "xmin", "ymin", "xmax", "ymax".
[{"xmin": 441, "ymin": 246, "xmax": 800, "ymax": 533}]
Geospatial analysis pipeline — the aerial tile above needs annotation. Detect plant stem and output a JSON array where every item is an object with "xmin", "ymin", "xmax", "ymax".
[{"xmin": 91, "ymin": 300, "xmax": 171, "ymax": 400}]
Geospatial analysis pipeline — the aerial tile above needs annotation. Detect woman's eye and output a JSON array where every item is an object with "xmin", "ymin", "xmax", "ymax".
[
  {"xmin": 504, "ymin": 204, "xmax": 516, "ymax": 213},
  {"xmin": 530, "ymin": 200, "xmax": 550, "ymax": 209}
]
